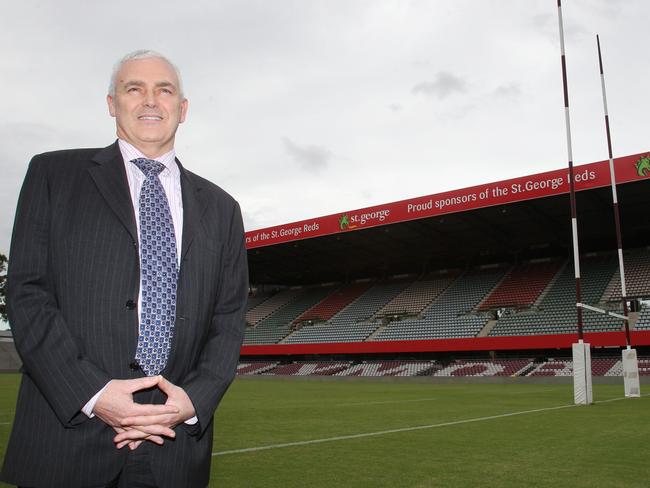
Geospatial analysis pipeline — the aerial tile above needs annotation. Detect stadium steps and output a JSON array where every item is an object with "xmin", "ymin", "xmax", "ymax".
[
  {"xmin": 515, "ymin": 363, "xmax": 539, "ymax": 377},
  {"xmin": 531, "ymin": 259, "xmax": 567, "ymax": 307},
  {"xmin": 478, "ymin": 259, "xmax": 564, "ymax": 311},
  {"xmin": 373, "ymin": 266, "xmax": 506, "ymax": 341},
  {"xmin": 433, "ymin": 359, "xmax": 534, "ymax": 377},
  {"xmin": 236, "ymin": 361, "xmax": 280, "ymax": 375},
  {"xmin": 477, "ymin": 319, "xmax": 497, "ymax": 337},
  {"xmin": 474, "ymin": 265, "xmax": 513, "ymax": 312},
  {"xmin": 372, "ymin": 273, "xmax": 457, "ymax": 319},
  {"xmin": 416, "ymin": 363, "xmax": 442, "ymax": 376},
  {"xmin": 292, "ymin": 282, "xmax": 372, "ymax": 324},
  {"xmin": 628, "ymin": 311, "xmax": 639, "ymax": 330},
  {"xmin": 365, "ymin": 321, "xmax": 389, "ymax": 341},
  {"xmin": 601, "ymin": 247, "xmax": 650, "ymax": 301},
  {"xmin": 634, "ymin": 306, "xmax": 650, "ymax": 330},
  {"xmin": 488, "ymin": 253, "xmax": 620, "ymax": 337},
  {"xmin": 246, "ymin": 289, "xmax": 275, "ymax": 311},
  {"xmin": 248, "ymin": 286, "xmax": 334, "ymax": 344},
  {"xmin": 282, "ymin": 321, "xmax": 380, "ymax": 344},
  {"xmin": 245, "ymin": 288, "xmax": 302, "ymax": 326},
  {"xmin": 328, "ymin": 280, "xmax": 412, "ymax": 328},
  {"xmin": 280, "ymin": 321, "xmax": 329, "ymax": 343}
]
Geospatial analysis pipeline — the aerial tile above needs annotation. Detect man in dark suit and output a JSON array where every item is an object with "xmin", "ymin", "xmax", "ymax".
[{"xmin": 1, "ymin": 50, "xmax": 248, "ymax": 487}]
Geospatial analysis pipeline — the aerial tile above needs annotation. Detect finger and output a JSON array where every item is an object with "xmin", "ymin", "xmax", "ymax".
[
  {"xmin": 128, "ymin": 441, "xmax": 142, "ymax": 451},
  {"xmin": 126, "ymin": 423, "xmax": 175, "ymax": 438},
  {"xmin": 156, "ymin": 376, "xmax": 173, "ymax": 394},
  {"xmin": 127, "ymin": 403, "xmax": 179, "ymax": 417},
  {"xmin": 121, "ymin": 413, "xmax": 177, "ymax": 427},
  {"xmin": 113, "ymin": 428, "xmax": 153, "ymax": 444},
  {"xmin": 118, "ymin": 438, "xmax": 151, "ymax": 450},
  {"xmin": 125, "ymin": 375, "xmax": 163, "ymax": 392},
  {"xmin": 118, "ymin": 435, "xmax": 162, "ymax": 449},
  {"xmin": 114, "ymin": 425, "xmax": 175, "ymax": 444},
  {"xmin": 117, "ymin": 440, "xmax": 130, "ymax": 449},
  {"xmin": 146, "ymin": 434, "xmax": 165, "ymax": 445}
]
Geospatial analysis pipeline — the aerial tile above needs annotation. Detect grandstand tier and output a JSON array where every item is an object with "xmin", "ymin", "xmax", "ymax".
[
  {"xmin": 243, "ymin": 152, "xmax": 650, "ymax": 358},
  {"xmin": 241, "ymin": 247, "xmax": 650, "ymax": 353}
]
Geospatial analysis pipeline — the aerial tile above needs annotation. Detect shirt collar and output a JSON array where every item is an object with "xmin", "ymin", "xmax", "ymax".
[{"xmin": 118, "ymin": 139, "xmax": 177, "ymax": 171}]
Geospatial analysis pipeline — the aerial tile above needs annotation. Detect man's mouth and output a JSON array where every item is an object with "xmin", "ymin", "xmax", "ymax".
[{"xmin": 138, "ymin": 115, "xmax": 163, "ymax": 121}]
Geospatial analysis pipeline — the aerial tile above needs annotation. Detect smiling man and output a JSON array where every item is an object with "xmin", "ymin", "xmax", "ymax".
[{"xmin": 1, "ymin": 50, "xmax": 248, "ymax": 488}]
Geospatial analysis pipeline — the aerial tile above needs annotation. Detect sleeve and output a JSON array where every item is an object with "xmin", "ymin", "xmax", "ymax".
[
  {"xmin": 7, "ymin": 156, "xmax": 112, "ymax": 426},
  {"xmin": 180, "ymin": 200, "xmax": 248, "ymax": 436}
]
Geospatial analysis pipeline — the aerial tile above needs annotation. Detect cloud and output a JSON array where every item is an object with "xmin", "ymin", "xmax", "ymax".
[
  {"xmin": 494, "ymin": 83, "xmax": 522, "ymax": 98},
  {"xmin": 282, "ymin": 137, "xmax": 333, "ymax": 172},
  {"xmin": 388, "ymin": 103, "xmax": 403, "ymax": 112},
  {"xmin": 531, "ymin": 11, "xmax": 587, "ymax": 42},
  {"xmin": 531, "ymin": 13, "xmax": 553, "ymax": 31},
  {"xmin": 0, "ymin": 122, "xmax": 82, "ymax": 254},
  {"xmin": 412, "ymin": 72, "xmax": 467, "ymax": 100}
]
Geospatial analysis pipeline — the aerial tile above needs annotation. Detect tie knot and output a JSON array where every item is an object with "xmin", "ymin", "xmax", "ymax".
[{"xmin": 131, "ymin": 158, "xmax": 165, "ymax": 177}]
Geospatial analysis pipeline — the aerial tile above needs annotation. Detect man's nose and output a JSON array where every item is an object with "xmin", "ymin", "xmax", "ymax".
[{"xmin": 143, "ymin": 90, "xmax": 157, "ymax": 107}]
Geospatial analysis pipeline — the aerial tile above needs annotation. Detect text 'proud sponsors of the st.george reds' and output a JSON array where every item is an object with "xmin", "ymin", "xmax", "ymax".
[{"xmin": 244, "ymin": 152, "xmax": 650, "ymax": 249}]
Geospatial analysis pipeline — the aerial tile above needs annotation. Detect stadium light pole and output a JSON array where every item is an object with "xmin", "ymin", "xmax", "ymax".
[
  {"xmin": 556, "ymin": 0, "xmax": 592, "ymax": 405},
  {"xmin": 596, "ymin": 34, "xmax": 640, "ymax": 397}
]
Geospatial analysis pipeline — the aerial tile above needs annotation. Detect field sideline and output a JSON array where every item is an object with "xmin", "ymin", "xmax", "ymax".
[{"xmin": 0, "ymin": 374, "xmax": 648, "ymax": 487}]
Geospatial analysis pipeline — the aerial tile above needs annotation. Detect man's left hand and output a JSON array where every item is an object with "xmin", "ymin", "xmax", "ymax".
[{"xmin": 113, "ymin": 377, "xmax": 196, "ymax": 448}]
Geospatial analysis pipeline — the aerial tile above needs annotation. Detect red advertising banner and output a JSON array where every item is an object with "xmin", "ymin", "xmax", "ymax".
[{"xmin": 245, "ymin": 152, "xmax": 650, "ymax": 249}]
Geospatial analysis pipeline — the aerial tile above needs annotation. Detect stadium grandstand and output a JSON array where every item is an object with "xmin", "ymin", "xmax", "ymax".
[
  {"xmin": 240, "ymin": 151, "xmax": 650, "ymax": 379},
  {"xmin": 2, "ymin": 152, "xmax": 650, "ymax": 379}
]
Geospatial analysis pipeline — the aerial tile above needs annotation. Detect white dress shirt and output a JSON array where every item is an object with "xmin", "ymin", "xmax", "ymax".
[
  {"xmin": 83, "ymin": 140, "xmax": 197, "ymax": 425},
  {"xmin": 120, "ymin": 139, "xmax": 184, "ymax": 261}
]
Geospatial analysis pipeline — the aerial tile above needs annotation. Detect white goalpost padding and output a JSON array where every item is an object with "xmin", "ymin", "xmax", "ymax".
[
  {"xmin": 573, "ymin": 340, "xmax": 593, "ymax": 405},
  {"xmin": 622, "ymin": 347, "xmax": 641, "ymax": 398}
]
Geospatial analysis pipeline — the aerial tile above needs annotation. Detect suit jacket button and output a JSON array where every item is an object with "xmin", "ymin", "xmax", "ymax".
[
  {"xmin": 125, "ymin": 300, "xmax": 136, "ymax": 310},
  {"xmin": 129, "ymin": 361, "xmax": 140, "ymax": 371}
]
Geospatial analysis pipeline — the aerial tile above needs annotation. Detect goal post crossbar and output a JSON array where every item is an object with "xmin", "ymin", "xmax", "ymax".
[{"xmin": 576, "ymin": 302, "xmax": 628, "ymax": 322}]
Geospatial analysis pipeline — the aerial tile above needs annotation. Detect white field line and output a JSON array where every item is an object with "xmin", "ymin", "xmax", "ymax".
[{"xmin": 212, "ymin": 394, "xmax": 647, "ymax": 457}]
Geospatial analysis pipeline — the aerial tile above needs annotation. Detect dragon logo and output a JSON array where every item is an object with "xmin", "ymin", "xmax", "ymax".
[
  {"xmin": 338, "ymin": 213, "xmax": 350, "ymax": 231},
  {"xmin": 635, "ymin": 155, "xmax": 650, "ymax": 177}
]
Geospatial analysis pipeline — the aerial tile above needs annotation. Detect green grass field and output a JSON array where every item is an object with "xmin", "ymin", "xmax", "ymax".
[{"xmin": 0, "ymin": 374, "xmax": 648, "ymax": 487}]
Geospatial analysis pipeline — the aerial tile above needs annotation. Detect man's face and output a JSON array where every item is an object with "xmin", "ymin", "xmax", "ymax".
[{"xmin": 107, "ymin": 57, "xmax": 188, "ymax": 157}]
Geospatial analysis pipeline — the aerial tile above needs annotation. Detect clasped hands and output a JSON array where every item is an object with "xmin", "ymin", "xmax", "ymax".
[{"xmin": 93, "ymin": 376, "xmax": 195, "ymax": 451}]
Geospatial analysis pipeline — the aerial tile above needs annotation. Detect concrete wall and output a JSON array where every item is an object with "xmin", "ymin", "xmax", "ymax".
[{"xmin": 0, "ymin": 341, "xmax": 21, "ymax": 372}]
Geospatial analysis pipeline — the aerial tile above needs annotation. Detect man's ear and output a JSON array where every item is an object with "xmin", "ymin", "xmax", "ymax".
[
  {"xmin": 107, "ymin": 95, "xmax": 116, "ymax": 117},
  {"xmin": 179, "ymin": 98, "xmax": 188, "ymax": 124}
]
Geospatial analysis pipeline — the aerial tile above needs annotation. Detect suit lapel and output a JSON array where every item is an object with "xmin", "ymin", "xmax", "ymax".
[
  {"xmin": 162, "ymin": 161, "xmax": 208, "ymax": 376},
  {"xmin": 178, "ymin": 160, "xmax": 209, "ymax": 260},
  {"xmin": 88, "ymin": 142, "xmax": 138, "ymax": 242},
  {"xmin": 87, "ymin": 145, "xmax": 208, "ymax": 256}
]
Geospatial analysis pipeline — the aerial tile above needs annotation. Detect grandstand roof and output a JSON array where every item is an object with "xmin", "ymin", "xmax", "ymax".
[{"xmin": 247, "ymin": 152, "xmax": 650, "ymax": 285}]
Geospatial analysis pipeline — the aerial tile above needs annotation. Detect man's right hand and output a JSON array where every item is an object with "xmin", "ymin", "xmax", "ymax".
[{"xmin": 93, "ymin": 376, "xmax": 179, "ymax": 449}]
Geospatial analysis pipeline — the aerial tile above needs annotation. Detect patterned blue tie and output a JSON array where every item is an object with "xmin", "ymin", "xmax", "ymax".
[{"xmin": 131, "ymin": 158, "xmax": 178, "ymax": 376}]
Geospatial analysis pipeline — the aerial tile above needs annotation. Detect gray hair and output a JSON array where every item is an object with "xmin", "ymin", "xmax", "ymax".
[{"xmin": 108, "ymin": 49, "xmax": 185, "ymax": 98}]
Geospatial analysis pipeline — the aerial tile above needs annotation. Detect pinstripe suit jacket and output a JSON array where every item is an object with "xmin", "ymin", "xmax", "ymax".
[{"xmin": 1, "ymin": 142, "xmax": 248, "ymax": 487}]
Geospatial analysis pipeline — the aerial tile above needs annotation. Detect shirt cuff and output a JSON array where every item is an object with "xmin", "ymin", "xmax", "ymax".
[
  {"xmin": 184, "ymin": 416, "xmax": 198, "ymax": 425},
  {"xmin": 82, "ymin": 382, "xmax": 111, "ymax": 418}
]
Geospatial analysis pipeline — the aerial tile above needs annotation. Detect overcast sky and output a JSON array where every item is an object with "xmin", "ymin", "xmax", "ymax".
[{"xmin": 1, "ymin": 0, "xmax": 648, "ymax": 257}]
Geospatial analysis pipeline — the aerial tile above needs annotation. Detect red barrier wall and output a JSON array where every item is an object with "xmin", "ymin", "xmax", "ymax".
[{"xmin": 240, "ymin": 330, "xmax": 650, "ymax": 356}]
